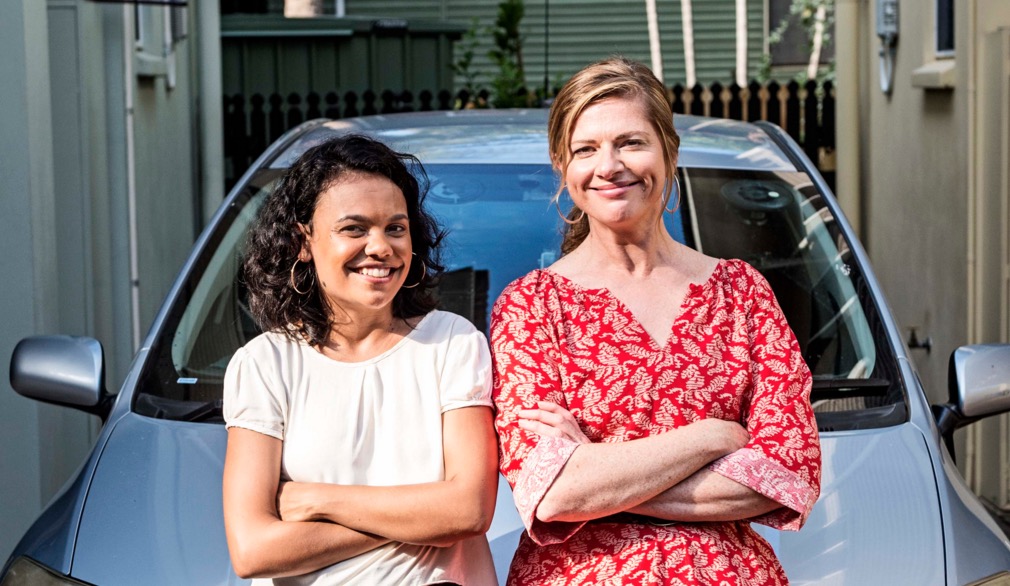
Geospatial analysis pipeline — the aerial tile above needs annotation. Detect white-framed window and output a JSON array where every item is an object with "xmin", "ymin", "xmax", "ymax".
[{"xmin": 936, "ymin": 0, "xmax": 954, "ymax": 57}]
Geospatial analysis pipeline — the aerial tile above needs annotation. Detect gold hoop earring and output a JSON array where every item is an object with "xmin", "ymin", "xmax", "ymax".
[
  {"xmin": 401, "ymin": 254, "xmax": 428, "ymax": 289},
  {"xmin": 557, "ymin": 186, "xmax": 589, "ymax": 225},
  {"xmin": 290, "ymin": 259, "xmax": 314, "ymax": 295},
  {"xmin": 664, "ymin": 174, "xmax": 682, "ymax": 214},
  {"xmin": 557, "ymin": 201, "xmax": 589, "ymax": 226}
]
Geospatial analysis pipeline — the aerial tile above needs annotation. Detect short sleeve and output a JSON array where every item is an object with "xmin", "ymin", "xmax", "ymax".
[
  {"xmin": 491, "ymin": 274, "xmax": 583, "ymax": 546},
  {"xmin": 223, "ymin": 343, "xmax": 287, "ymax": 440},
  {"xmin": 438, "ymin": 316, "xmax": 494, "ymax": 412},
  {"xmin": 707, "ymin": 263, "xmax": 821, "ymax": 531}
]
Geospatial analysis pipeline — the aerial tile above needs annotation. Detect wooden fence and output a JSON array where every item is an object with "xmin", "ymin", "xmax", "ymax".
[{"xmin": 223, "ymin": 79, "xmax": 836, "ymax": 189}]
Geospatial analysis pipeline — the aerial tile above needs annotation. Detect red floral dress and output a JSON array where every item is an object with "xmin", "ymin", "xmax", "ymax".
[{"xmin": 491, "ymin": 259, "xmax": 821, "ymax": 585}]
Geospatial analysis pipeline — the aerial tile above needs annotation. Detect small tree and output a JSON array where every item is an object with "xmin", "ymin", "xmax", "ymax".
[
  {"xmin": 759, "ymin": 0, "xmax": 835, "ymax": 83},
  {"xmin": 488, "ymin": 0, "xmax": 529, "ymax": 108}
]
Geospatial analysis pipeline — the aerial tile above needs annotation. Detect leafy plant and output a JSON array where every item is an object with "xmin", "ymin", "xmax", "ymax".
[
  {"xmin": 759, "ymin": 0, "xmax": 836, "ymax": 84},
  {"xmin": 488, "ymin": 0, "xmax": 530, "ymax": 108}
]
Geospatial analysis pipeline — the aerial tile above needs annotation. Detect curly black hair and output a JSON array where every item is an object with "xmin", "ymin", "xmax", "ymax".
[{"xmin": 243, "ymin": 134, "xmax": 445, "ymax": 347}]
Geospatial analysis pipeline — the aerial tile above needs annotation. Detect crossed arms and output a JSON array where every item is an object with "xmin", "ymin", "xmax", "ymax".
[{"xmin": 222, "ymin": 406, "xmax": 497, "ymax": 579}]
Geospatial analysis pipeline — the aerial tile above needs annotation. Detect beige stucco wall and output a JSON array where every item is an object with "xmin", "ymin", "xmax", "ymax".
[
  {"xmin": 862, "ymin": 1, "xmax": 969, "ymax": 404},
  {"xmin": 858, "ymin": 0, "xmax": 1010, "ymax": 505}
]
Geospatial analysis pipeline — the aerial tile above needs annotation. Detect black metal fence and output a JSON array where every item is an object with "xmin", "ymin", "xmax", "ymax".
[{"xmin": 224, "ymin": 80, "xmax": 836, "ymax": 189}]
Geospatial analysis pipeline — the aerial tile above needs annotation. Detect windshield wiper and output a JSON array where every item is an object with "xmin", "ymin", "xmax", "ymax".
[
  {"xmin": 180, "ymin": 399, "xmax": 224, "ymax": 422},
  {"xmin": 811, "ymin": 377, "xmax": 891, "ymax": 400}
]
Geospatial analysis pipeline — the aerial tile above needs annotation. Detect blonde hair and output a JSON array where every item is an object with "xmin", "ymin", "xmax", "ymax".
[{"xmin": 548, "ymin": 57, "xmax": 680, "ymax": 254}]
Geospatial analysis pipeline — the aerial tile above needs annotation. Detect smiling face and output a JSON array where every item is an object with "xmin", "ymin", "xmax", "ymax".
[
  {"xmin": 299, "ymin": 172, "xmax": 412, "ymax": 319},
  {"xmin": 564, "ymin": 96, "xmax": 667, "ymax": 234}
]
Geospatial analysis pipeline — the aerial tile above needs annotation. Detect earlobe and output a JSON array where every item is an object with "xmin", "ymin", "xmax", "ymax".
[{"xmin": 296, "ymin": 224, "xmax": 312, "ymax": 262}]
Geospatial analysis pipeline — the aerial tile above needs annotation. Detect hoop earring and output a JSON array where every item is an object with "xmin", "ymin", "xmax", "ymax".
[
  {"xmin": 290, "ymin": 259, "xmax": 314, "ymax": 295},
  {"xmin": 664, "ymin": 174, "xmax": 682, "ymax": 214},
  {"xmin": 401, "ymin": 253, "xmax": 428, "ymax": 289},
  {"xmin": 554, "ymin": 200, "xmax": 586, "ymax": 225}
]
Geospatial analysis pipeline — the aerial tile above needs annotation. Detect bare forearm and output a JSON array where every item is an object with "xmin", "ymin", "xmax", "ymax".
[
  {"xmin": 229, "ymin": 517, "xmax": 388, "ymax": 579},
  {"xmin": 628, "ymin": 468, "xmax": 781, "ymax": 522},
  {"xmin": 283, "ymin": 480, "xmax": 494, "ymax": 547},
  {"xmin": 537, "ymin": 419, "xmax": 747, "ymax": 523}
]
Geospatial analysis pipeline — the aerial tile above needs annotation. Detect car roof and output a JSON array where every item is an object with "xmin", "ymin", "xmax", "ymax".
[{"xmin": 269, "ymin": 109, "xmax": 798, "ymax": 171}]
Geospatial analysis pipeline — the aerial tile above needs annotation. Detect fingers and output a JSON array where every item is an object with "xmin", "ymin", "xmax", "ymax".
[
  {"xmin": 517, "ymin": 417, "xmax": 569, "ymax": 438},
  {"xmin": 516, "ymin": 402, "xmax": 591, "ymax": 444}
]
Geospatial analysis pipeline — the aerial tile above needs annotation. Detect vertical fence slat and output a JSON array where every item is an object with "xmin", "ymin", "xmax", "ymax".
[
  {"xmin": 710, "ymin": 82, "xmax": 725, "ymax": 119},
  {"xmin": 324, "ymin": 91, "xmax": 341, "ymax": 119},
  {"xmin": 728, "ymin": 83, "xmax": 742, "ymax": 121},
  {"xmin": 306, "ymin": 92, "xmax": 321, "ymax": 120},
  {"xmin": 343, "ymin": 91, "xmax": 359, "ymax": 118},
  {"xmin": 362, "ymin": 90, "xmax": 377, "ymax": 116},
  {"xmin": 286, "ymin": 93, "xmax": 304, "ymax": 129},
  {"xmin": 671, "ymin": 84, "xmax": 685, "ymax": 115},
  {"xmin": 802, "ymin": 80, "xmax": 820, "ymax": 163},
  {"xmin": 400, "ymin": 90, "xmax": 415, "ymax": 113},
  {"xmin": 268, "ymin": 93, "xmax": 284, "ymax": 142},
  {"xmin": 249, "ymin": 94, "xmax": 266, "ymax": 159},
  {"xmin": 784, "ymin": 81, "xmax": 801, "ymax": 140}
]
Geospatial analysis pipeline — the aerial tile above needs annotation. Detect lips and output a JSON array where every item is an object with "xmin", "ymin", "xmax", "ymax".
[{"xmin": 590, "ymin": 180, "xmax": 640, "ymax": 197}]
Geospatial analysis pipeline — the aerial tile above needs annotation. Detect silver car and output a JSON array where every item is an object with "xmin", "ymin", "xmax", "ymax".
[{"xmin": 6, "ymin": 110, "xmax": 1010, "ymax": 585}]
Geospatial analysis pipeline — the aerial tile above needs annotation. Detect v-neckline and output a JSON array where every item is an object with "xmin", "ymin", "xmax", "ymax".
[{"xmin": 542, "ymin": 258, "xmax": 724, "ymax": 350}]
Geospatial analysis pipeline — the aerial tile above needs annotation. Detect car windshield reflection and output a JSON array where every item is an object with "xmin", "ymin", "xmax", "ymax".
[{"xmin": 136, "ymin": 163, "xmax": 904, "ymax": 429}]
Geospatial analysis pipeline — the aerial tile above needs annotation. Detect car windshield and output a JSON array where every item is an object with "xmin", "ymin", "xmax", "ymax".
[{"xmin": 134, "ymin": 163, "xmax": 905, "ymax": 430}]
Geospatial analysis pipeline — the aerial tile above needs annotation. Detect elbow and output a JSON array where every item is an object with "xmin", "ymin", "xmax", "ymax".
[
  {"xmin": 228, "ymin": 538, "xmax": 274, "ymax": 579},
  {"xmin": 430, "ymin": 499, "xmax": 495, "ymax": 547},
  {"xmin": 229, "ymin": 554, "xmax": 260, "ymax": 580},
  {"xmin": 455, "ymin": 500, "xmax": 496, "ymax": 541},
  {"xmin": 535, "ymin": 486, "xmax": 593, "ymax": 523},
  {"xmin": 534, "ymin": 494, "xmax": 566, "ymax": 524}
]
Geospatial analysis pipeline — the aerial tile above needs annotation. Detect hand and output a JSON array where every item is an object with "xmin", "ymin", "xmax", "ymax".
[
  {"xmin": 276, "ymin": 481, "xmax": 319, "ymax": 523},
  {"xmin": 517, "ymin": 401, "xmax": 592, "ymax": 444},
  {"xmin": 693, "ymin": 418, "xmax": 750, "ymax": 454}
]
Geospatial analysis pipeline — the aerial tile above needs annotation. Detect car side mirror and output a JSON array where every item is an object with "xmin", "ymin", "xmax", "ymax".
[
  {"xmin": 933, "ymin": 344, "xmax": 1010, "ymax": 461},
  {"xmin": 9, "ymin": 335, "xmax": 112, "ymax": 421}
]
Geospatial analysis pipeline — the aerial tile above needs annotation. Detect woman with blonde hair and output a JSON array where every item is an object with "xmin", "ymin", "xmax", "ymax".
[{"xmin": 491, "ymin": 57, "xmax": 821, "ymax": 585}]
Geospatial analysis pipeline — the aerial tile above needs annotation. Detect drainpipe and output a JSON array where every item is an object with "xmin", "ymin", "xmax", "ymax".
[
  {"xmin": 835, "ymin": 0, "xmax": 861, "ymax": 237},
  {"xmin": 123, "ymin": 6, "xmax": 142, "ymax": 350},
  {"xmin": 964, "ymin": 0, "xmax": 980, "ymax": 493},
  {"xmin": 197, "ymin": 0, "xmax": 224, "ymax": 225}
]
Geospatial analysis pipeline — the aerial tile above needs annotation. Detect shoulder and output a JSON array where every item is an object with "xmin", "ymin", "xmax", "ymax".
[
  {"xmin": 710, "ymin": 259, "xmax": 773, "ymax": 298},
  {"xmin": 241, "ymin": 329, "xmax": 304, "ymax": 357},
  {"xmin": 227, "ymin": 330, "xmax": 310, "ymax": 375},
  {"xmin": 416, "ymin": 309, "xmax": 482, "ymax": 338},
  {"xmin": 493, "ymin": 269, "xmax": 565, "ymax": 315}
]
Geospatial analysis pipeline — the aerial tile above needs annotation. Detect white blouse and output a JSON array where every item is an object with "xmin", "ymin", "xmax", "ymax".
[{"xmin": 224, "ymin": 310, "xmax": 496, "ymax": 586}]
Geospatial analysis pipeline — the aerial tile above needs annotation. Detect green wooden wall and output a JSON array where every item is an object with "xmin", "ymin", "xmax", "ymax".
[{"xmin": 346, "ymin": 0, "xmax": 767, "ymax": 91}]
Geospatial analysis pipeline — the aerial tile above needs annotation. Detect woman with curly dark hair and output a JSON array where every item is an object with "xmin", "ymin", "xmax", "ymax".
[{"xmin": 222, "ymin": 135, "xmax": 498, "ymax": 585}]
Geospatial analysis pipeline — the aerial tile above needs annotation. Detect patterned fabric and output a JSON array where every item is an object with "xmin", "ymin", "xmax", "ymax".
[{"xmin": 491, "ymin": 259, "xmax": 821, "ymax": 585}]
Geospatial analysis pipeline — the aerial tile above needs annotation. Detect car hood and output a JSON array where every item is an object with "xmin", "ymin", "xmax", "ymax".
[
  {"xmin": 756, "ymin": 422, "xmax": 944, "ymax": 585},
  {"xmin": 69, "ymin": 414, "xmax": 942, "ymax": 585},
  {"xmin": 490, "ymin": 422, "xmax": 946, "ymax": 586},
  {"xmin": 71, "ymin": 413, "xmax": 242, "ymax": 585}
]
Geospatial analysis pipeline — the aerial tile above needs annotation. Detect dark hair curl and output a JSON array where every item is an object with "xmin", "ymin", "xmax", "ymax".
[{"xmin": 243, "ymin": 134, "xmax": 445, "ymax": 347}]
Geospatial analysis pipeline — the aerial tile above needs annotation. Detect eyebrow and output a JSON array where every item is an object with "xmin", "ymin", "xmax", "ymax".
[
  {"xmin": 571, "ymin": 131, "xmax": 650, "ymax": 145},
  {"xmin": 336, "ymin": 213, "xmax": 409, "ymax": 223}
]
